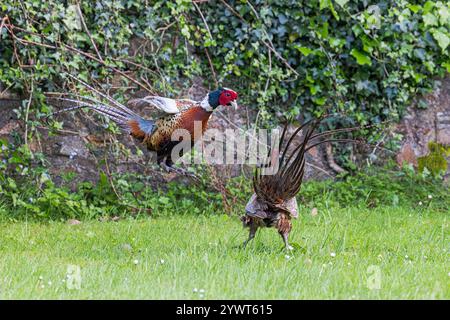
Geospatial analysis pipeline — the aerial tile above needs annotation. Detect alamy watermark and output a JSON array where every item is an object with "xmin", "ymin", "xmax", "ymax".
[
  {"xmin": 66, "ymin": 264, "xmax": 81, "ymax": 290},
  {"xmin": 168, "ymin": 121, "xmax": 282, "ymax": 175},
  {"xmin": 366, "ymin": 265, "xmax": 381, "ymax": 290}
]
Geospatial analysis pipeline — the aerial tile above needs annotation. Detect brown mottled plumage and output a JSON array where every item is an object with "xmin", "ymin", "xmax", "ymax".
[{"xmin": 241, "ymin": 116, "xmax": 373, "ymax": 250}]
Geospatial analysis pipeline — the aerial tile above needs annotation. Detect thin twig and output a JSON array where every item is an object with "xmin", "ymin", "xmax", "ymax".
[
  {"xmin": 0, "ymin": 16, "xmax": 6, "ymax": 33},
  {"xmin": 104, "ymin": 153, "xmax": 122, "ymax": 200},
  {"xmin": 155, "ymin": 21, "xmax": 176, "ymax": 33},
  {"xmin": 193, "ymin": 0, "xmax": 213, "ymax": 39},
  {"xmin": 325, "ymin": 143, "xmax": 347, "ymax": 174},
  {"xmin": 24, "ymin": 79, "xmax": 34, "ymax": 146},
  {"xmin": 306, "ymin": 161, "xmax": 334, "ymax": 177},
  {"xmin": 219, "ymin": 0, "xmax": 299, "ymax": 78},
  {"xmin": 76, "ymin": 3, "xmax": 103, "ymax": 62},
  {"xmin": 220, "ymin": 0, "xmax": 245, "ymax": 20},
  {"xmin": 5, "ymin": 22, "xmax": 155, "ymax": 94},
  {"xmin": 204, "ymin": 48, "xmax": 218, "ymax": 87},
  {"xmin": 261, "ymin": 39, "xmax": 299, "ymax": 77},
  {"xmin": 264, "ymin": 49, "xmax": 272, "ymax": 93}
]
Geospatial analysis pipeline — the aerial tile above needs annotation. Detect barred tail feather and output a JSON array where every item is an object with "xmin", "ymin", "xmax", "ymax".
[
  {"xmin": 50, "ymin": 96, "xmax": 155, "ymax": 138},
  {"xmin": 253, "ymin": 116, "xmax": 391, "ymax": 205},
  {"xmin": 54, "ymin": 97, "xmax": 131, "ymax": 126},
  {"xmin": 64, "ymin": 73, "xmax": 139, "ymax": 118}
]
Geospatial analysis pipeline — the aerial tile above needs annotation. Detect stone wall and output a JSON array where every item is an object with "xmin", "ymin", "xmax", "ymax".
[
  {"xmin": 396, "ymin": 77, "xmax": 450, "ymax": 177},
  {"xmin": 1, "ymin": 76, "xmax": 449, "ymax": 187},
  {"xmin": 0, "ymin": 86, "xmax": 331, "ymax": 188}
]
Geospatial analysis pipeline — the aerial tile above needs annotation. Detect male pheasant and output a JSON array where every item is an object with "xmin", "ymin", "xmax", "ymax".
[
  {"xmin": 242, "ymin": 116, "xmax": 373, "ymax": 250},
  {"xmin": 55, "ymin": 84, "xmax": 238, "ymax": 172}
]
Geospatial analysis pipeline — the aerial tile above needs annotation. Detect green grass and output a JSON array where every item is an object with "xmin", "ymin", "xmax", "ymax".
[{"xmin": 0, "ymin": 205, "xmax": 448, "ymax": 299}]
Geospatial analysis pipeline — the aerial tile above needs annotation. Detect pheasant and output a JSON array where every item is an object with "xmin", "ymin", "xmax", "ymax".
[
  {"xmin": 54, "ymin": 79, "xmax": 238, "ymax": 173},
  {"xmin": 241, "ymin": 116, "xmax": 374, "ymax": 250}
]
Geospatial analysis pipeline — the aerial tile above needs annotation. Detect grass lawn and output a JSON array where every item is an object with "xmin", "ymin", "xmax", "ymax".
[{"xmin": 0, "ymin": 206, "xmax": 448, "ymax": 299}]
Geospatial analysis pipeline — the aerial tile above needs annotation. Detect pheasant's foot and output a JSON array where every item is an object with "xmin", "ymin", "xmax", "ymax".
[{"xmin": 160, "ymin": 163, "xmax": 200, "ymax": 181}]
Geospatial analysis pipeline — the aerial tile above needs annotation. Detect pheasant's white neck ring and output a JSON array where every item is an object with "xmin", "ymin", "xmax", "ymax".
[{"xmin": 200, "ymin": 95, "xmax": 213, "ymax": 112}]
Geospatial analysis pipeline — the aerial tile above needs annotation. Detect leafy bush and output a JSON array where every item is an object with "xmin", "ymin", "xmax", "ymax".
[
  {"xmin": 299, "ymin": 162, "xmax": 450, "ymax": 210},
  {"xmin": 1, "ymin": 0, "xmax": 449, "ymax": 131},
  {"xmin": 1, "ymin": 1, "xmax": 449, "ymax": 220},
  {"xmin": 1, "ymin": 149, "xmax": 448, "ymax": 221}
]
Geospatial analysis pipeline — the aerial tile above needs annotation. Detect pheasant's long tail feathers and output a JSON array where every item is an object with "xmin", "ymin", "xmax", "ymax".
[
  {"xmin": 254, "ymin": 116, "xmax": 389, "ymax": 204},
  {"xmin": 64, "ymin": 73, "xmax": 140, "ymax": 118},
  {"xmin": 49, "ymin": 96, "xmax": 155, "ymax": 138},
  {"xmin": 52, "ymin": 97, "xmax": 134, "ymax": 131}
]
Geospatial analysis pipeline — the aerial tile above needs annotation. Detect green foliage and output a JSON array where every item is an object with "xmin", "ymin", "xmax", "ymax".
[
  {"xmin": 1, "ymin": 139, "xmax": 448, "ymax": 220},
  {"xmin": 300, "ymin": 163, "xmax": 450, "ymax": 210},
  {"xmin": 1, "ymin": 1, "xmax": 449, "ymax": 220},
  {"xmin": 1, "ymin": 0, "xmax": 449, "ymax": 129},
  {"xmin": 418, "ymin": 141, "xmax": 450, "ymax": 175}
]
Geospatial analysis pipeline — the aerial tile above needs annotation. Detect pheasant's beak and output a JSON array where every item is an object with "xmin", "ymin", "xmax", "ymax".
[{"xmin": 230, "ymin": 100, "xmax": 238, "ymax": 110}]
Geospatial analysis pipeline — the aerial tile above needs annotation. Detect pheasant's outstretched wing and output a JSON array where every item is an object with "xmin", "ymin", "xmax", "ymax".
[{"xmin": 128, "ymin": 96, "xmax": 196, "ymax": 118}]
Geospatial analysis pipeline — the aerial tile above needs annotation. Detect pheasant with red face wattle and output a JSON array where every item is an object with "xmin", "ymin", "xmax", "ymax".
[{"xmin": 55, "ymin": 83, "xmax": 238, "ymax": 173}]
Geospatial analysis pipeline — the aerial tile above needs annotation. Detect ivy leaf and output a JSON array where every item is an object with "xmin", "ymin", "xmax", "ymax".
[
  {"xmin": 313, "ymin": 96, "xmax": 327, "ymax": 106},
  {"xmin": 319, "ymin": 0, "xmax": 329, "ymax": 10},
  {"xmin": 328, "ymin": 0, "xmax": 340, "ymax": 21},
  {"xmin": 423, "ymin": 1, "xmax": 435, "ymax": 14},
  {"xmin": 63, "ymin": 5, "xmax": 81, "ymax": 31},
  {"xmin": 318, "ymin": 22, "xmax": 329, "ymax": 39},
  {"xmin": 319, "ymin": 0, "xmax": 339, "ymax": 20},
  {"xmin": 407, "ymin": 4, "xmax": 421, "ymax": 14},
  {"xmin": 423, "ymin": 13, "xmax": 438, "ymax": 26},
  {"xmin": 335, "ymin": 0, "xmax": 349, "ymax": 8},
  {"xmin": 279, "ymin": 14, "xmax": 288, "ymax": 25},
  {"xmin": 296, "ymin": 46, "xmax": 314, "ymax": 56},
  {"xmin": 437, "ymin": 6, "xmax": 450, "ymax": 25},
  {"xmin": 432, "ymin": 30, "xmax": 450, "ymax": 51},
  {"xmin": 182, "ymin": 27, "xmax": 191, "ymax": 39},
  {"xmin": 350, "ymin": 49, "xmax": 372, "ymax": 66},
  {"xmin": 443, "ymin": 61, "xmax": 450, "ymax": 73}
]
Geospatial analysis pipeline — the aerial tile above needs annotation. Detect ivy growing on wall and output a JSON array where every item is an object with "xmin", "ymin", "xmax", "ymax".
[
  {"xmin": 1, "ymin": 0, "xmax": 449, "ymax": 139},
  {"xmin": 0, "ymin": 0, "xmax": 449, "ymax": 218}
]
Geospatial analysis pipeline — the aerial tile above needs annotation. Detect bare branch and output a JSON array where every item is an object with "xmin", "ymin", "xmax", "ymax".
[
  {"xmin": 24, "ymin": 78, "xmax": 34, "ymax": 146},
  {"xmin": 4, "ymin": 22, "xmax": 155, "ymax": 94},
  {"xmin": 325, "ymin": 143, "xmax": 347, "ymax": 174},
  {"xmin": 75, "ymin": 3, "xmax": 103, "ymax": 62}
]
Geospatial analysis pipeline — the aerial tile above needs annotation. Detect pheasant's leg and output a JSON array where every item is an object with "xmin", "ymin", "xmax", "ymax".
[
  {"xmin": 278, "ymin": 215, "xmax": 293, "ymax": 251},
  {"xmin": 160, "ymin": 158, "xmax": 200, "ymax": 181},
  {"xmin": 243, "ymin": 224, "xmax": 258, "ymax": 248},
  {"xmin": 280, "ymin": 232, "xmax": 293, "ymax": 251}
]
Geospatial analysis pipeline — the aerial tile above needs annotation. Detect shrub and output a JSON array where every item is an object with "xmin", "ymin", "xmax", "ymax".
[{"xmin": 1, "ymin": 0, "xmax": 449, "ymax": 132}]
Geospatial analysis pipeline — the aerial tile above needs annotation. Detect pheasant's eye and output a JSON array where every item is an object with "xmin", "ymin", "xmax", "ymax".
[{"xmin": 225, "ymin": 93, "xmax": 231, "ymax": 97}]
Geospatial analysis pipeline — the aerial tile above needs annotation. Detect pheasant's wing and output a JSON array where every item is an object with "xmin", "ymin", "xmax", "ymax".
[
  {"xmin": 245, "ymin": 193, "xmax": 270, "ymax": 219},
  {"xmin": 128, "ymin": 96, "xmax": 196, "ymax": 118}
]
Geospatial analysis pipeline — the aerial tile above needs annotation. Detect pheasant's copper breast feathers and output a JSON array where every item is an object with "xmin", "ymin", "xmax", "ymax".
[
  {"xmin": 50, "ymin": 77, "xmax": 239, "ymax": 173},
  {"xmin": 145, "ymin": 106, "xmax": 212, "ymax": 151}
]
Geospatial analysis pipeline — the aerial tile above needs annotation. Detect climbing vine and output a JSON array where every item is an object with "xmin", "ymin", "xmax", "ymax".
[
  {"xmin": 1, "ymin": 0, "xmax": 449, "ymax": 218},
  {"xmin": 0, "ymin": 0, "xmax": 449, "ymax": 144}
]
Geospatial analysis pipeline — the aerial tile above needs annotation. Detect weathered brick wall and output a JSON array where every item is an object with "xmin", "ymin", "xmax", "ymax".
[
  {"xmin": 396, "ymin": 77, "xmax": 450, "ymax": 177},
  {"xmin": 1, "ymin": 77, "xmax": 449, "ymax": 186}
]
